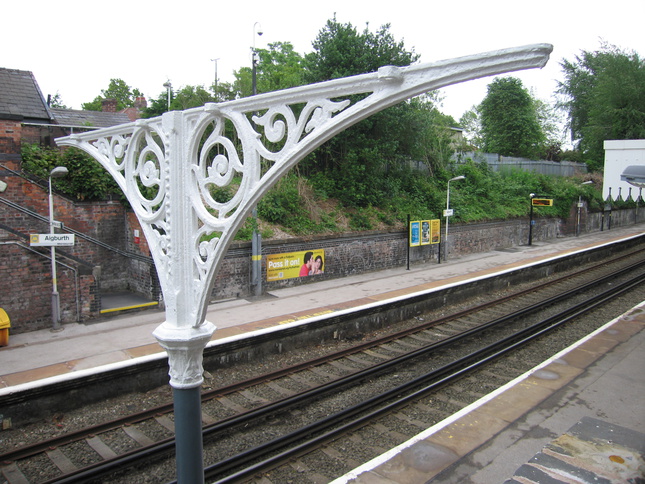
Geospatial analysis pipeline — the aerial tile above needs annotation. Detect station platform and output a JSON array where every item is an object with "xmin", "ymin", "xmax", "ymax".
[
  {"xmin": 0, "ymin": 225, "xmax": 643, "ymax": 386},
  {"xmin": 0, "ymin": 225, "xmax": 643, "ymax": 482}
]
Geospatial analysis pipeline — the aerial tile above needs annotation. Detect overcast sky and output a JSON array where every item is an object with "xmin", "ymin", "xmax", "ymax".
[{"xmin": 3, "ymin": 0, "xmax": 643, "ymax": 121}]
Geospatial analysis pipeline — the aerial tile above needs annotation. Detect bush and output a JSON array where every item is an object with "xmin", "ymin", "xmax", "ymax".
[{"xmin": 21, "ymin": 144, "xmax": 119, "ymax": 200}]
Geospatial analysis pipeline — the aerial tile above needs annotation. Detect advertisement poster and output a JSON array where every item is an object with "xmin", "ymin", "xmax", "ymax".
[
  {"xmin": 421, "ymin": 221, "xmax": 430, "ymax": 245},
  {"xmin": 266, "ymin": 249, "xmax": 325, "ymax": 281},
  {"xmin": 409, "ymin": 221, "xmax": 420, "ymax": 247},
  {"xmin": 430, "ymin": 219, "xmax": 441, "ymax": 244}
]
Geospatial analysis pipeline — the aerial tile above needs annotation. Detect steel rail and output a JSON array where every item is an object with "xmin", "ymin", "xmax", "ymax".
[
  {"xmin": 53, "ymin": 263, "xmax": 645, "ymax": 484},
  {"xmin": 204, "ymin": 271, "xmax": 645, "ymax": 483},
  {"xmin": 6, "ymin": 251, "xmax": 642, "ymax": 483},
  {"xmin": 11, "ymin": 248, "xmax": 640, "ymax": 464}
]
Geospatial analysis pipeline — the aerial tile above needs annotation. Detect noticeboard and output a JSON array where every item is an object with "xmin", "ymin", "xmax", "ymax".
[{"xmin": 411, "ymin": 219, "xmax": 440, "ymax": 246}]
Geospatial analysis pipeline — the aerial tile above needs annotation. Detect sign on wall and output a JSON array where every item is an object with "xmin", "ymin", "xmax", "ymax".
[
  {"xmin": 266, "ymin": 249, "xmax": 325, "ymax": 281},
  {"xmin": 30, "ymin": 234, "xmax": 75, "ymax": 247}
]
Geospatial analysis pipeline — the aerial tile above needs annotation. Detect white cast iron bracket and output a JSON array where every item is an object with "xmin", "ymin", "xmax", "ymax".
[{"xmin": 56, "ymin": 43, "xmax": 552, "ymax": 388}]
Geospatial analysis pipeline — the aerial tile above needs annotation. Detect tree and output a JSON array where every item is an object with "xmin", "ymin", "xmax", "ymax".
[
  {"xmin": 231, "ymin": 41, "xmax": 306, "ymax": 98},
  {"xmin": 301, "ymin": 17, "xmax": 430, "ymax": 207},
  {"xmin": 142, "ymin": 84, "xmax": 219, "ymax": 118},
  {"xmin": 558, "ymin": 43, "xmax": 645, "ymax": 171},
  {"xmin": 48, "ymin": 92, "xmax": 68, "ymax": 109},
  {"xmin": 82, "ymin": 79, "xmax": 143, "ymax": 111},
  {"xmin": 304, "ymin": 17, "xmax": 417, "ymax": 82},
  {"xmin": 479, "ymin": 77, "xmax": 545, "ymax": 158},
  {"xmin": 459, "ymin": 106, "xmax": 483, "ymax": 150}
]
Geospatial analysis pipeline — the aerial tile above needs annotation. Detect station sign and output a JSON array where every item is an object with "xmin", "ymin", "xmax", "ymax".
[
  {"xmin": 30, "ymin": 234, "xmax": 75, "ymax": 247},
  {"xmin": 531, "ymin": 198, "xmax": 553, "ymax": 206}
]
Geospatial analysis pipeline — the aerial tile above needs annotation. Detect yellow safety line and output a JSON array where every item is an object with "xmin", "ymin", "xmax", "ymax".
[{"xmin": 100, "ymin": 301, "xmax": 158, "ymax": 314}]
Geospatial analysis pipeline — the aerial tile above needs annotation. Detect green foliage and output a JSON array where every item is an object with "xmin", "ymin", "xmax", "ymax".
[
  {"xmin": 257, "ymin": 175, "xmax": 317, "ymax": 235},
  {"xmin": 304, "ymin": 17, "xmax": 418, "ymax": 81},
  {"xmin": 300, "ymin": 17, "xmax": 454, "ymax": 208},
  {"xmin": 479, "ymin": 77, "xmax": 546, "ymax": 159},
  {"xmin": 81, "ymin": 78, "xmax": 143, "ymax": 111},
  {"xmin": 21, "ymin": 144, "xmax": 119, "ymax": 200},
  {"xmin": 143, "ymin": 85, "xmax": 217, "ymax": 118},
  {"xmin": 558, "ymin": 42, "xmax": 645, "ymax": 170},
  {"xmin": 256, "ymin": 42, "xmax": 306, "ymax": 93},
  {"xmin": 233, "ymin": 218, "xmax": 273, "ymax": 241},
  {"xmin": 349, "ymin": 208, "xmax": 374, "ymax": 231},
  {"xmin": 48, "ymin": 92, "xmax": 68, "ymax": 109}
]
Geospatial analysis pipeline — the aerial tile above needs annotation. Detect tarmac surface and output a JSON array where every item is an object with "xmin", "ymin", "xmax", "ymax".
[{"xmin": 0, "ymin": 224, "xmax": 643, "ymax": 483}]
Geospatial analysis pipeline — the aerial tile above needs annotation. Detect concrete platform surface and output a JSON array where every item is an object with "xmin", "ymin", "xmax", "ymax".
[{"xmin": 335, "ymin": 301, "xmax": 645, "ymax": 484}]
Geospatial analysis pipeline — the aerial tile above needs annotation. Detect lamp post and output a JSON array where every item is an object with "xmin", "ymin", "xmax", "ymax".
[
  {"xmin": 576, "ymin": 180, "xmax": 593, "ymax": 237},
  {"xmin": 252, "ymin": 22, "xmax": 263, "ymax": 97},
  {"xmin": 528, "ymin": 193, "xmax": 536, "ymax": 245},
  {"xmin": 444, "ymin": 175, "xmax": 465, "ymax": 261},
  {"xmin": 210, "ymin": 58, "xmax": 219, "ymax": 99},
  {"xmin": 251, "ymin": 21, "xmax": 263, "ymax": 297},
  {"xmin": 49, "ymin": 166, "xmax": 68, "ymax": 331},
  {"xmin": 163, "ymin": 80, "xmax": 172, "ymax": 110}
]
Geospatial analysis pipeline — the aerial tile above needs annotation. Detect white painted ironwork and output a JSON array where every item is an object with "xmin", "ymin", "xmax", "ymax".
[{"xmin": 56, "ymin": 43, "xmax": 552, "ymax": 388}]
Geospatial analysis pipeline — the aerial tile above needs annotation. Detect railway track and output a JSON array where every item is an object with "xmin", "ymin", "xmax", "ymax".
[{"xmin": 1, "ymin": 248, "xmax": 644, "ymax": 484}]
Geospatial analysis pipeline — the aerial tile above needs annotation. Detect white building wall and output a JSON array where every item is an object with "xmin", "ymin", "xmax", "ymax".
[{"xmin": 603, "ymin": 139, "xmax": 645, "ymax": 201}]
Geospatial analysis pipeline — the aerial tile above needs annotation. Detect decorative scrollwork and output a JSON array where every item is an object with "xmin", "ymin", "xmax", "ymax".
[{"xmin": 56, "ymin": 43, "xmax": 553, "ymax": 338}]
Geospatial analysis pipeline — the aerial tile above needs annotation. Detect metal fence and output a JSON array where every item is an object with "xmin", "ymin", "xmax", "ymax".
[{"xmin": 454, "ymin": 152, "xmax": 588, "ymax": 176}]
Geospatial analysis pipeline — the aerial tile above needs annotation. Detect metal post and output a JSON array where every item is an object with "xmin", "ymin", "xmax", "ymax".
[
  {"xmin": 49, "ymin": 167, "xmax": 68, "ymax": 331},
  {"xmin": 251, "ymin": 22, "xmax": 263, "ymax": 297},
  {"xmin": 576, "ymin": 195, "xmax": 582, "ymax": 237},
  {"xmin": 163, "ymin": 81, "xmax": 172, "ymax": 110},
  {"xmin": 528, "ymin": 193, "xmax": 535, "ymax": 246},
  {"xmin": 173, "ymin": 387, "xmax": 205, "ymax": 483},
  {"xmin": 406, "ymin": 214, "xmax": 410, "ymax": 270},
  {"xmin": 444, "ymin": 176, "xmax": 464, "ymax": 261}
]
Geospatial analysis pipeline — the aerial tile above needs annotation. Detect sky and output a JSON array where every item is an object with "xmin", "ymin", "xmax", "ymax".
[{"xmin": 3, "ymin": 0, "xmax": 644, "ymax": 122}]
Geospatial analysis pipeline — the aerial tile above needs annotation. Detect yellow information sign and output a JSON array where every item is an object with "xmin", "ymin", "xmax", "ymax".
[
  {"xmin": 430, "ymin": 219, "xmax": 440, "ymax": 244},
  {"xmin": 531, "ymin": 198, "xmax": 553, "ymax": 206}
]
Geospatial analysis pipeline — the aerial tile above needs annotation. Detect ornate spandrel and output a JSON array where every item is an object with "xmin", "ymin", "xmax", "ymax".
[{"xmin": 58, "ymin": 43, "xmax": 552, "ymax": 386}]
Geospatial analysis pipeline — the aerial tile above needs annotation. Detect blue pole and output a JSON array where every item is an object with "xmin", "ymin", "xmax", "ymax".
[{"xmin": 173, "ymin": 387, "xmax": 204, "ymax": 483}]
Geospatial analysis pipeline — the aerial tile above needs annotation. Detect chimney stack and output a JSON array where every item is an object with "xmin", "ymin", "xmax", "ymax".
[
  {"xmin": 102, "ymin": 98, "xmax": 118, "ymax": 112},
  {"xmin": 134, "ymin": 96, "xmax": 147, "ymax": 110}
]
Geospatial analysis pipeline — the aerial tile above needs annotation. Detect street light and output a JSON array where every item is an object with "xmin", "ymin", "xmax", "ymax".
[
  {"xmin": 210, "ymin": 58, "xmax": 219, "ymax": 98},
  {"xmin": 251, "ymin": 21, "xmax": 263, "ymax": 297},
  {"xmin": 576, "ymin": 180, "xmax": 594, "ymax": 237},
  {"xmin": 49, "ymin": 166, "xmax": 68, "ymax": 332},
  {"xmin": 162, "ymin": 80, "xmax": 172, "ymax": 110},
  {"xmin": 252, "ymin": 22, "xmax": 263, "ymax": 96},
  {"xmin": 444, "ymin": 175, "xmax": 465, "ymax": 261}
]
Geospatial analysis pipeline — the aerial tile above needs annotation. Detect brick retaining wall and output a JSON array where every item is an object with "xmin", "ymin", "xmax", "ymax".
[{"xmin": 2, "ymin": 164, "xmax": 642, "ymax": 333}]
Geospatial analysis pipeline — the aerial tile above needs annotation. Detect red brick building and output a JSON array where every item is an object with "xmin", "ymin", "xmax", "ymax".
[{"xmin": 0, "ymin": 68, "xmax": 157, "ymax": 333}]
